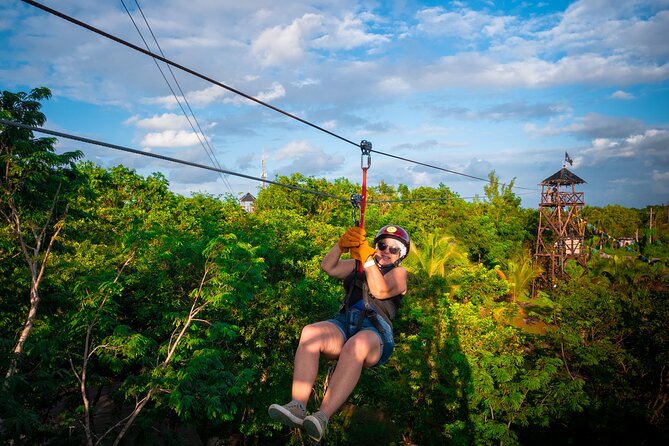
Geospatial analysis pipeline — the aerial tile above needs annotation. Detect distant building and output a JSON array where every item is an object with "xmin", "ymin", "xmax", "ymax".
[
  {"xmin": 240, "ymin": 192, "xmax": 256, "ymax": 212},
  {"xmin": 615, "ymin": 237, "xmax": 637, "ymax": 249}
]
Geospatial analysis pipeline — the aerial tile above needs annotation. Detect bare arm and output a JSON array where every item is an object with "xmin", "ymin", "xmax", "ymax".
[
  {"xmin": 364, "ymin": 262, "xmax": 407, "ymax": 299},
  {"xmin": 322, "ymin": 238, "xmax": 408, "ymax": 298},
  {"xmin": 321, "ymin": 244, "xmax": 357, "ymax": 279}
]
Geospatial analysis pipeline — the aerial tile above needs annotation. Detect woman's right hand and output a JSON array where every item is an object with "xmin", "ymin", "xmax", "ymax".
[{"xmin": 337, "ymin": 227, "xmax": 366, "ymax": 252}]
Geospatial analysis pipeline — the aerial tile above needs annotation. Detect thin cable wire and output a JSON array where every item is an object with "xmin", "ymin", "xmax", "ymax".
[
  {"xmin": 368, "ymin": 190, "xmax": 538, "ymax": 204},
  {"xmin": 368, "ymin": 149, "xmax": 536, "ymax": 191},
  {"xmin": 20, "ymin": 0, "xmax": 539, "ymax": 193},
  {"xmin": 369, "ymin": 197, "xmax": 475, "ymax": 203},
  {"xmin": 0, "ymin": 119, "xmax": 540, "ymax": 206},
  {"xmin": 120, "ymin": 0, "xmax": 235, "ymax": 195},
  {"xmin": 132, "ymin": 0, "xmax": 235, "ymax": 196},
  {"xmin": 18, "ymin": 0, "xmax": 360, "ymax": 148},
  {"xmin": 0, "ymin": 119, "xmax": 350, "ymax": 202}
]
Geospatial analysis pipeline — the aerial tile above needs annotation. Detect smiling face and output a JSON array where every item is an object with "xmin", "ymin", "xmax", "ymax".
[{"xmin": 375, "ymin": 237, "xmax": 403, "ymax": 265}]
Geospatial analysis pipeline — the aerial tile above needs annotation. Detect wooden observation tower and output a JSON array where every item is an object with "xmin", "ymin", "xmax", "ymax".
[{"xmin": 533, "ymin": 166, "xmax": 588, "ymax": 290}]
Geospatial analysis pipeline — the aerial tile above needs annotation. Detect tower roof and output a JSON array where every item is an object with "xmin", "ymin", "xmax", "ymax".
[{"xmin": 540, "ymin": 167, "xmax": 586, "ymax": 186}]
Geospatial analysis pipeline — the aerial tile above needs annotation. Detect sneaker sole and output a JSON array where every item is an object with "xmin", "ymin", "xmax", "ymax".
[
  {"xmin": 303, "ymin": 416, "xmax": 324, "ymax": 441},
  {"xmin": 268, "ymin": 404, "xmax": 303, "ymax": 429}
]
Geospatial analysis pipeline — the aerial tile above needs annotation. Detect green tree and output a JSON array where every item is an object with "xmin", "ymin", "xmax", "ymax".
[
  {"xmin": 582, "ymin": 204, "xmax": 642, "ymax": 239},
  {"xmin": 1, "ymin": 92, "xmax": 667, "ymax": 444},
  {"xmin": 497, "ymin": 252, "xmax": 542, "ymax": 303},
  {"xmin": 0, "ymin": 87, "xmax": 82, "ymax": 382},
  {"xmin": 389, "ymin": 233, "xmax": 473, "ymax": 444}
]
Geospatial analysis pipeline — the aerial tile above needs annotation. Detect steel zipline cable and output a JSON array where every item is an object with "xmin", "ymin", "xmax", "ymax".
[
  {"xmin": 0, "ymin": 119, "xmax": 350, "ymax": 203},
  {"xmin": 19, "ymin": 0, "xmax": 539, "ymax": 193},
  {"xmin": 0, "ymin": 119, "xmax": 496, "ymax": 205},
  {"xmin": 120, "ymin": 0, "xmax": 236, "ymax": 196},
  {"xmin": 19, "ymin": 0, "xmax": 360, "ymax": 149}
]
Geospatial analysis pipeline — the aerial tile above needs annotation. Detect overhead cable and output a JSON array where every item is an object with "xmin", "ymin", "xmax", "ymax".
[
  {"xmin": 367, "ymin": 151, "xmax": 536, "ymax": 191},
  {"xmin": 369, "ymin": 197, "xmax": 474, "ymax": 203},
  {"xmin": 369, "ymin": 189, "xmax": 538, "ymax": 204},
  {"xmin": 20, "ymin": 0, "xmax": 538, "ymax": 193},
  {"xmin": 0, "ymin": 119, "xmax": 350, "ymax": 202},
  {"xmin": 121, "ymin": 0, "xmax": 235, "ymax": 196},
  {"xmin": 20, "ymin": 0, "xmax": 360, "ymax": 149}
]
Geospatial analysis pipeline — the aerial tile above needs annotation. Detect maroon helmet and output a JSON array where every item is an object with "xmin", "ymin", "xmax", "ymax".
[{"xmin": 374, "ymin": 225, "xmax": 410, "ymax": 260}]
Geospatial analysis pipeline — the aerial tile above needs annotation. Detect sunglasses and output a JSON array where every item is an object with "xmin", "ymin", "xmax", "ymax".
[{"xmin": 376, "ymin": 241, "xmax": 401, "ymax": 255}]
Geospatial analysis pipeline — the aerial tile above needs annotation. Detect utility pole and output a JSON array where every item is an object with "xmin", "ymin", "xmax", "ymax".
[{"xmin": 260, "ymin": 157, "xmax": 267, "ymax": 189}]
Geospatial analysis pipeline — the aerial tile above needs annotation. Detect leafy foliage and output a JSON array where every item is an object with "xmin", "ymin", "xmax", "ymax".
[{"xmin": 0, "ymin": 88, "xmax": 667, "ymax": 445}]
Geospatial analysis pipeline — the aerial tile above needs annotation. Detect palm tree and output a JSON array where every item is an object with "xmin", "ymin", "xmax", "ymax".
[
  {"xmin": 496, "ymin": 253, "xmax": 542, "ymax": 303},
  {"xmin": 404, "ymin": 233, "xmax": 464, "ymax": 280}
]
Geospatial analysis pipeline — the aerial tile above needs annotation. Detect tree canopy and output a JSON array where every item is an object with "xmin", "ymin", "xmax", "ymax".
[{"xmin": 1, "ymin": 88, "xmax": 668, "ymax": 445}]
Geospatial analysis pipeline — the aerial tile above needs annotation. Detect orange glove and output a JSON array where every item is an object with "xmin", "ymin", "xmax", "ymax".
[
  {"xmin": 337, "ymin": 227, "xmax": 366, "ymax": 252},
  {"xmin": 350, "ymin": 240, "xmax": 376, "ymax": 262}
]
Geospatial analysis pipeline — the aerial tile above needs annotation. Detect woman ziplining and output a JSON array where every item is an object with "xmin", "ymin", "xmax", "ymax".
[
  {"xmin": 268, "ymin": 224, "xmax": 410, "ymax": 441},
  {"xmin": 268, "ymin": 141, "xmax": 411, "ymax": 441}
]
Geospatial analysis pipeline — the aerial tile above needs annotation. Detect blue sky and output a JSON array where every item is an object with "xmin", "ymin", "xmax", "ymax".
[{"xmin": 1, "ymin": 0, "xmax": 668, "ymax": 209}]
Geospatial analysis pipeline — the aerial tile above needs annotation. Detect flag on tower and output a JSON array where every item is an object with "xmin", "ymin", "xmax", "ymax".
[{"xmin": 565, "ymin": 151, "xmax": 573, "ymax": 166}]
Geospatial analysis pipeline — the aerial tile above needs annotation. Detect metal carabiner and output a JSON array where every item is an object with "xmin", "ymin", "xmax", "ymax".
[
  {"xmin": 360, "ymin": 140, "xmax": 372, "ymax": 170},
  {"xmin": 350, "ymin": 193, "xmax": 362, "ymax": 226}
]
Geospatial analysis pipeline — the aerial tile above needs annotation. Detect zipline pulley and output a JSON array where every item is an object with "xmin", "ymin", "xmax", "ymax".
[{"xmin": 360, "ymin": 140, "xmax": 372, "ymax": 170}]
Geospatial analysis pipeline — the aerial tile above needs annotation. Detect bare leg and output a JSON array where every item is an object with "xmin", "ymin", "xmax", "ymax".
[
  {"xmin": 292, "ymin": 321, "xmax": 344, "ymax": 406},
  {"xmin": 318, "ymin": 330, "xmax": 381, "ymax": 417}
]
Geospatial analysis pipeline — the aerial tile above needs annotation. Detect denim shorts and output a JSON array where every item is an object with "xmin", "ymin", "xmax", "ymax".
[{"xmin": 328, "ymin": 308, "xmax": 395, "ymax": 366}]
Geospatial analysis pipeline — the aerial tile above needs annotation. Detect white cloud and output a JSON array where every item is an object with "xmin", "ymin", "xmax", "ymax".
[
  {"xmin": 580, "ymin": 128, "xmax": 669, "ymax": 165},
  {"xmin": 292, "ymin": 78, "xmax": 320, "ymax": 87},
  {"xmin": 652, "ymin": 169, "xmax": 669, "ymax": 181},
  {"xmin": 255, "ymin": 81, "xmax": 286, "ymax": 102},
  {"xmin": 611, "ymin": 90, "xmax": 635, "ymax": 100},
  {"xmin": 125, "ymin": 113, "xmax": 190, "ymax": 130},
  {"xmin": 223, "ymin": 81, "xmax": 286, "ymax": 105},
  {"xmin": 415, "ymin": 7, "xmax": 512, "ymax": 39},
  {"xmin": 378, "ymin": 76, "xmax": 411, "ymax": 94},
  {"xmin": 251, "ymin": 10, "xmax": 389, "ymax": 66},
  {"xmin": 143, "ymin": 84, "xmax": 233, "ymax": 109},
  {"xmin": 5, "ymin": 0, "xmax": 668, "ymax": 208},
  {"xmin": 321, "ymin": 120, "xmax": 338, "ymax": 130},
  {"xmin": 141, "ymin": 130, "xmax": 205, "ymax": 148},
  {"xmin": 412, "ymin": 52, "xmax": 669, "ymax": 91},
  {"xmin": 142, "ymin": 95, "xmax": 180, "ymax": 109},
  {"xmin": 186, "ymin": 85, "xmax": 230, "ymax": 106},
  {"xmin": 274, "ymin": 140, "xmax": 314, "ymax": 160},
  {"xmin": 312, "ymin": 13, "xmax": 389, "ymax": 50},
  {"xmin": 251, "ymin": 13, "xmax": 322, "ymax": 66},
  {"xmin": 407, "ymin": 170, "xmax": 431, "ymax": 185},
  {"xmin": 463, "ymin": 157, "xmax": 494, "ymax": 179},
  {"xmin": 408, "ymin": 2, "xmax": 669, "ymax": 90},
  {"xmin": 524, "ymin": 113, "xmax": 646, "ymax": 139},
  {"xmin": 272, "ymin": 140, "xmax": 345, "ymax": 175},
  {"xmin": 549, "ymin": 1, "xmax": 669, "ymax": 60}
]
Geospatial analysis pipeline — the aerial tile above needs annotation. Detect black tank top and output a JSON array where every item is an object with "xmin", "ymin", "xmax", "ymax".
[{"xmin": 342, "ymin": 264, "xmax": 403, "ymax": 320}]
